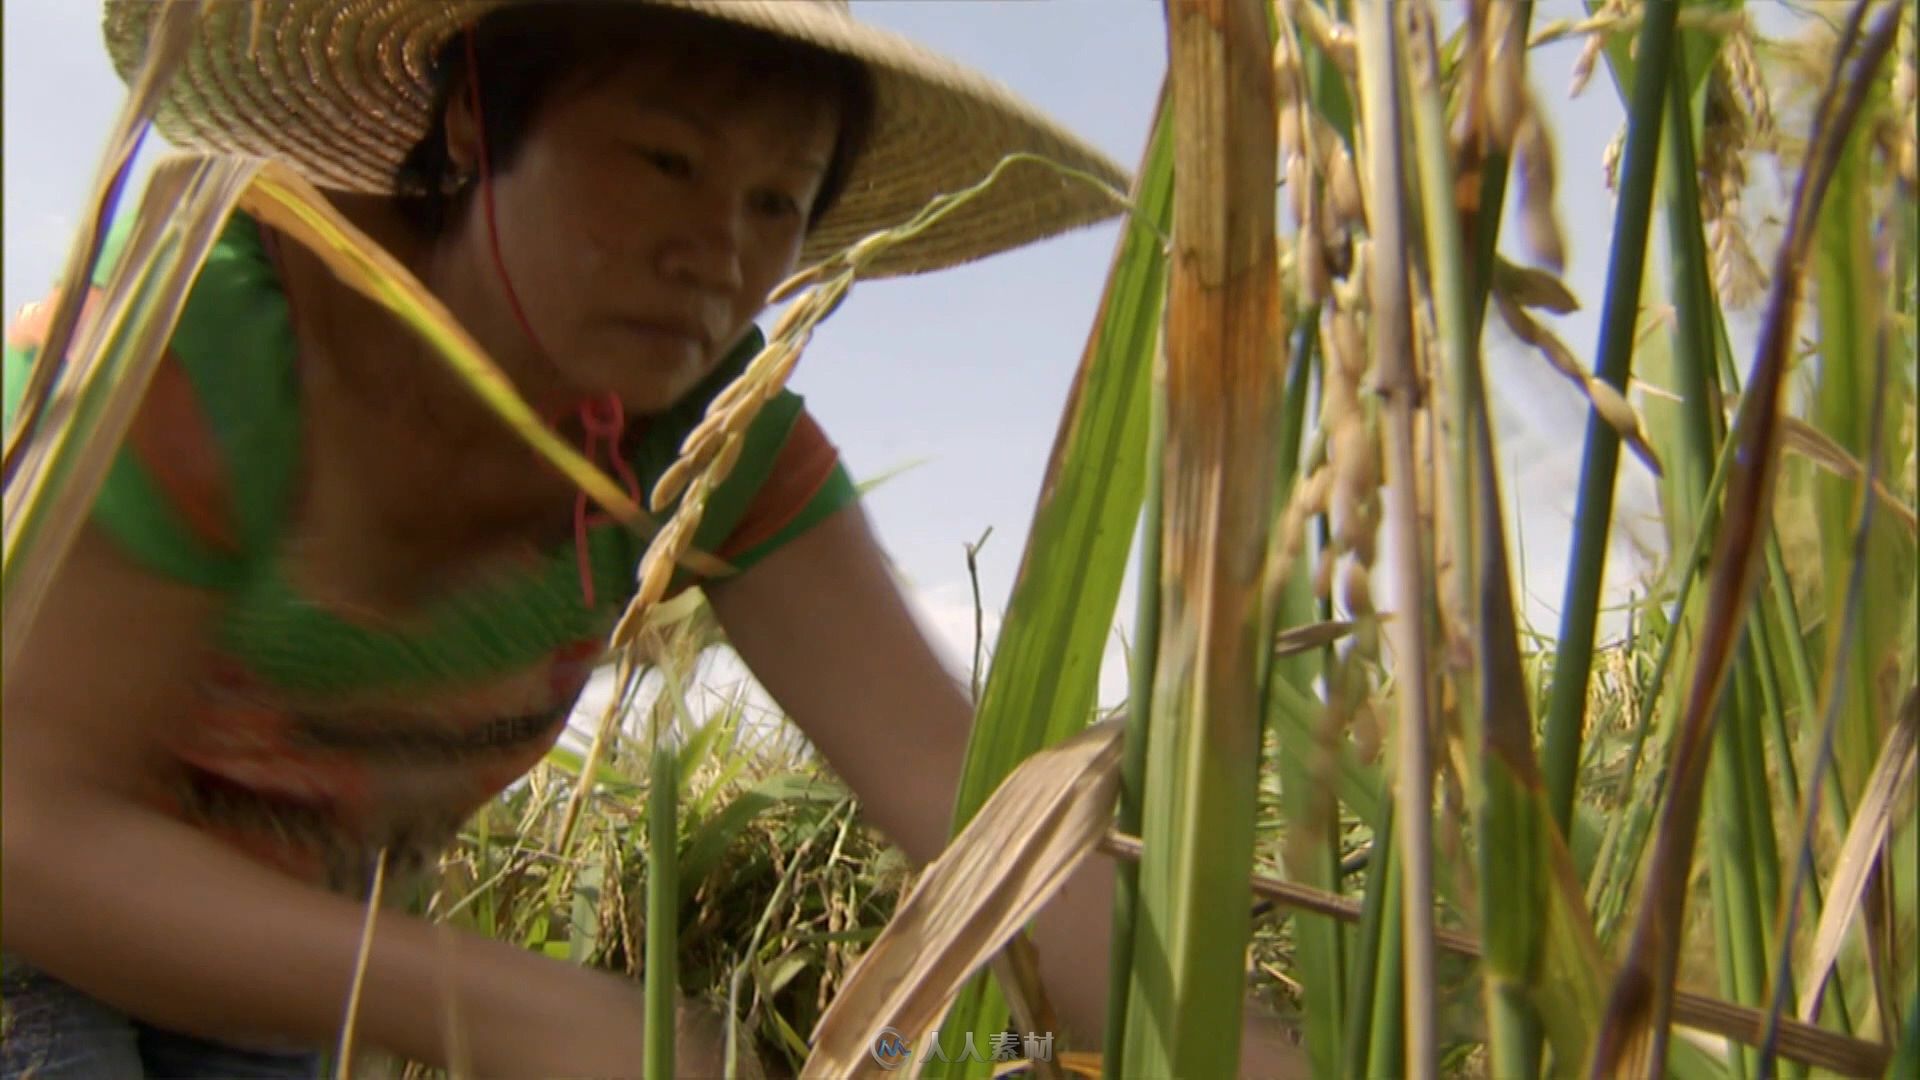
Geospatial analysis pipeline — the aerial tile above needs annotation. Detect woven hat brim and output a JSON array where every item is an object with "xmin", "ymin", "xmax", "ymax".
[{"xmin": 101, "ymin": 0, "xmax": 1134, "ymax": 279}]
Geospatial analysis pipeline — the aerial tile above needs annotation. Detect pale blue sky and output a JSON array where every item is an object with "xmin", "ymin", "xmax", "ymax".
[{"xmin": 5, "ymin": 0, "xmax": 1709, "ymax": 714}]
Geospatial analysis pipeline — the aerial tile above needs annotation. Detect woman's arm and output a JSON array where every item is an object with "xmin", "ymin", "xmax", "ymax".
[{"xmin": 1, "ymin": 526, "xmax": 664, "ymax": 1076}]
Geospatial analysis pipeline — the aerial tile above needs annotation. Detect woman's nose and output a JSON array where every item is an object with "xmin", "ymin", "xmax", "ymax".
[{"xmin": 659, "ymin": 191, "xmax": 745, "ymax": 292}]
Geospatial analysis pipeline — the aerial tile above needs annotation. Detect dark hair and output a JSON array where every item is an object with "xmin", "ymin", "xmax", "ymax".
[{"xmin": 393, "ymin": 3, "xmax": 876, "ymax": 237}]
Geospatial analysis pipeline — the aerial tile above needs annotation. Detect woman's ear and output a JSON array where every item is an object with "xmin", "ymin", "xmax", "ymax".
[{"xmin": 443, "ymin": 74, "xmax": 481, "ymax": 177}]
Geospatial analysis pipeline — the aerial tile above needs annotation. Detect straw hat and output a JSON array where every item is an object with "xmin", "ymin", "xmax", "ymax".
[{"xmin": 100, "ymin": 0, "xmax": 1132, "ymax": 279}]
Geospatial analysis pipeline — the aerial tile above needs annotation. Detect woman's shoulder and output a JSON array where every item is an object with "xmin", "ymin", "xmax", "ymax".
[{"xmin": 4, "ymin": 205, "xmax": 305, "ymax": 589}]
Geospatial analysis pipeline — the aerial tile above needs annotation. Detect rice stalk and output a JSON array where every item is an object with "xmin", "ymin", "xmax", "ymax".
[
  {"xmin": 1403, "ymin": 3, "xmax": 1618, "ymax": 1075},
  {"xmin": 1490, "ymin": 292, "xmax": 1664, "ymax": 479},
  {"xmin": 1117, "ymin": 3, "xmax": 1281, "ymax": 1076},
  {"xmin": 1758, "ymin": 409, "xmax": 1920, "ymax": 534},
  {"xmin": 1539, "ymin": 0, "xmax": 1679, "ymax": 836},
  {"xmin": 1895, "ymin": 3, "xmax": 1917, "ymax": 187},
  {"xmin": 1656, "ymin": 31, "xmax": 1787, "ymax": 1078},
  {"xmin": 1589, "ymin": 6, "xmax": 1907, "ymax": 1074},
  {"xmin": 1699, "ymin": 49, "xmax": 1772, "ymax": 311},
  {"xmin": 1580, "ymin": 42, "xmax": 1832, "ymax": 972},
  {"xmin": 1353, "ymin": 1, "xmax": 1439, "ymax": 1072},
  {"xmin": 1100, "ymin": 232, "xmax": 1166, "ymax": 1079},
  {"xmin": 1280, "ymin": 0, "xmax": 1356, "ymax": 80},
  {"xmin": 725, "ymin": 796, "xmax": 851, "ymax": 1079},
  {"xmin": 1531, "ymin": 3, "xmax": 1746, "ymax": 54},
  {"xmin": 551, "ymin": 647, "xmax": 648, "ymax": 858},
  {"xmin": 1326, "ymin": 800, "xmax": 1384, "ymax": 1075},
  {"xmin": 647, "ymin": 738, "xmax": 681, "ymax": 1080}
]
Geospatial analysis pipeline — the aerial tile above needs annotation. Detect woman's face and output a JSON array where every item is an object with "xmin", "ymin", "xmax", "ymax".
[{"xmin": 447, "ymin": 51, "xmax": 841, "ymax": 414}]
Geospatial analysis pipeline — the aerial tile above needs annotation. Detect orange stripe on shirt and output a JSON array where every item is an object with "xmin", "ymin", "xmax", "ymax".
[
  {"xmin": 10, "ymin": 287, "xmax": 241, "ymax": 554},
  {"xmin": 716, "ymin": 409, "xmax": 842, "ymax": 561}
]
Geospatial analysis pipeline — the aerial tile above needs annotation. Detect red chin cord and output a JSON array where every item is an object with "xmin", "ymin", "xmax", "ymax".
[{"xmin": 465, "ymin": 27, "xmax": 638, "ymax": 610}]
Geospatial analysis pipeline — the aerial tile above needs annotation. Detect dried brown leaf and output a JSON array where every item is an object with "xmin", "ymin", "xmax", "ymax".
[
  {"xmin": 802, "ymin": 719, "xmax": 1124, "ymax": 1078},
  {"xmin": 1796, "ymin": 686, "xmax": 1919, "ymax": 1023}
]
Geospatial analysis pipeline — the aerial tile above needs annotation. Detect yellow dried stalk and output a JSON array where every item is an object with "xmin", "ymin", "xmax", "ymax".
[
  {"xmin": 1896, "ymin": 1, "xmax": 1917, "ymax": 186},
  {"xmin": 1452, "ymin": 0, "xmax": 1493, "ymax": 180}
]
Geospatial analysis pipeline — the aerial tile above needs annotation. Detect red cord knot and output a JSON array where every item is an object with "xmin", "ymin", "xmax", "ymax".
[{"xmin": 568, "ymin": 392, "xmax": 642, "ymax": 610}]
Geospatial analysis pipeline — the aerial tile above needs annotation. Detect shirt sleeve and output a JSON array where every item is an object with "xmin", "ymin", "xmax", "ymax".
[
  {"xmin": 676, "ymin": 389, "xmax": 860, "ymax": 582},
  {"xmin": 713, "ymin": 408, "xmax": 859, "ymax": 571}
]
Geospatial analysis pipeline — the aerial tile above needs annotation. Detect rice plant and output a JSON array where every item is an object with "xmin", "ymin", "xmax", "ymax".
[{"xmin": 5, "ymin": 0, "xmax": 1914, "ymax": 1077}]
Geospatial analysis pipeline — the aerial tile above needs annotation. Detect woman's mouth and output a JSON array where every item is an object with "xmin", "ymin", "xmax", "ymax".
[{"xmin": 621, "ymin": 318, "xmax": 708, "ymax": 350}]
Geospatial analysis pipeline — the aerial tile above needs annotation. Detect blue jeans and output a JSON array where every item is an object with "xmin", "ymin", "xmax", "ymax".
[{"xmin": 1, "ymin": 955, "xmax": 324, "ymax": 1079}]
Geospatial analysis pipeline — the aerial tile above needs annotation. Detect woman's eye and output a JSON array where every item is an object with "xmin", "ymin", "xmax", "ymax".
[
  {"xmin": 639, "ymin": 148, "xmax": 693, "ymax": 178},
  {"xmin": 751, "ymin": 189, "xmax": 803, "ymax": 219}
]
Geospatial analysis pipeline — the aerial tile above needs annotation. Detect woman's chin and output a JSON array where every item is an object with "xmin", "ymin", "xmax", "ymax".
[
  {"xmin": 554, "ymin": 348, "xmax": 713, "ymax": 414},
  {"xmin": 565, "ymin": 369, "xmax": 706, "ymax": 416}
]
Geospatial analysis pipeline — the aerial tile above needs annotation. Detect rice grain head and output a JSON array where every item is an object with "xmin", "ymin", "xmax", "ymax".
[
  {"xmin": 1724, "ymin": 22, "xmax": 1776, "ymax": 145},
  {"xmin": 1700, "ymin": 65, "xmax": 1769, "ymax": 309},
  {"xmin": 1602, "ymin": 123, "xmax": 1626, "ymax": 194}
]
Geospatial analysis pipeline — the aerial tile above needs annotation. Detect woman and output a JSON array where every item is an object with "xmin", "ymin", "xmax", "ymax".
[{"xmin": 3, "ymin": 2, "xmax": 1297, "ymax": 1076}]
